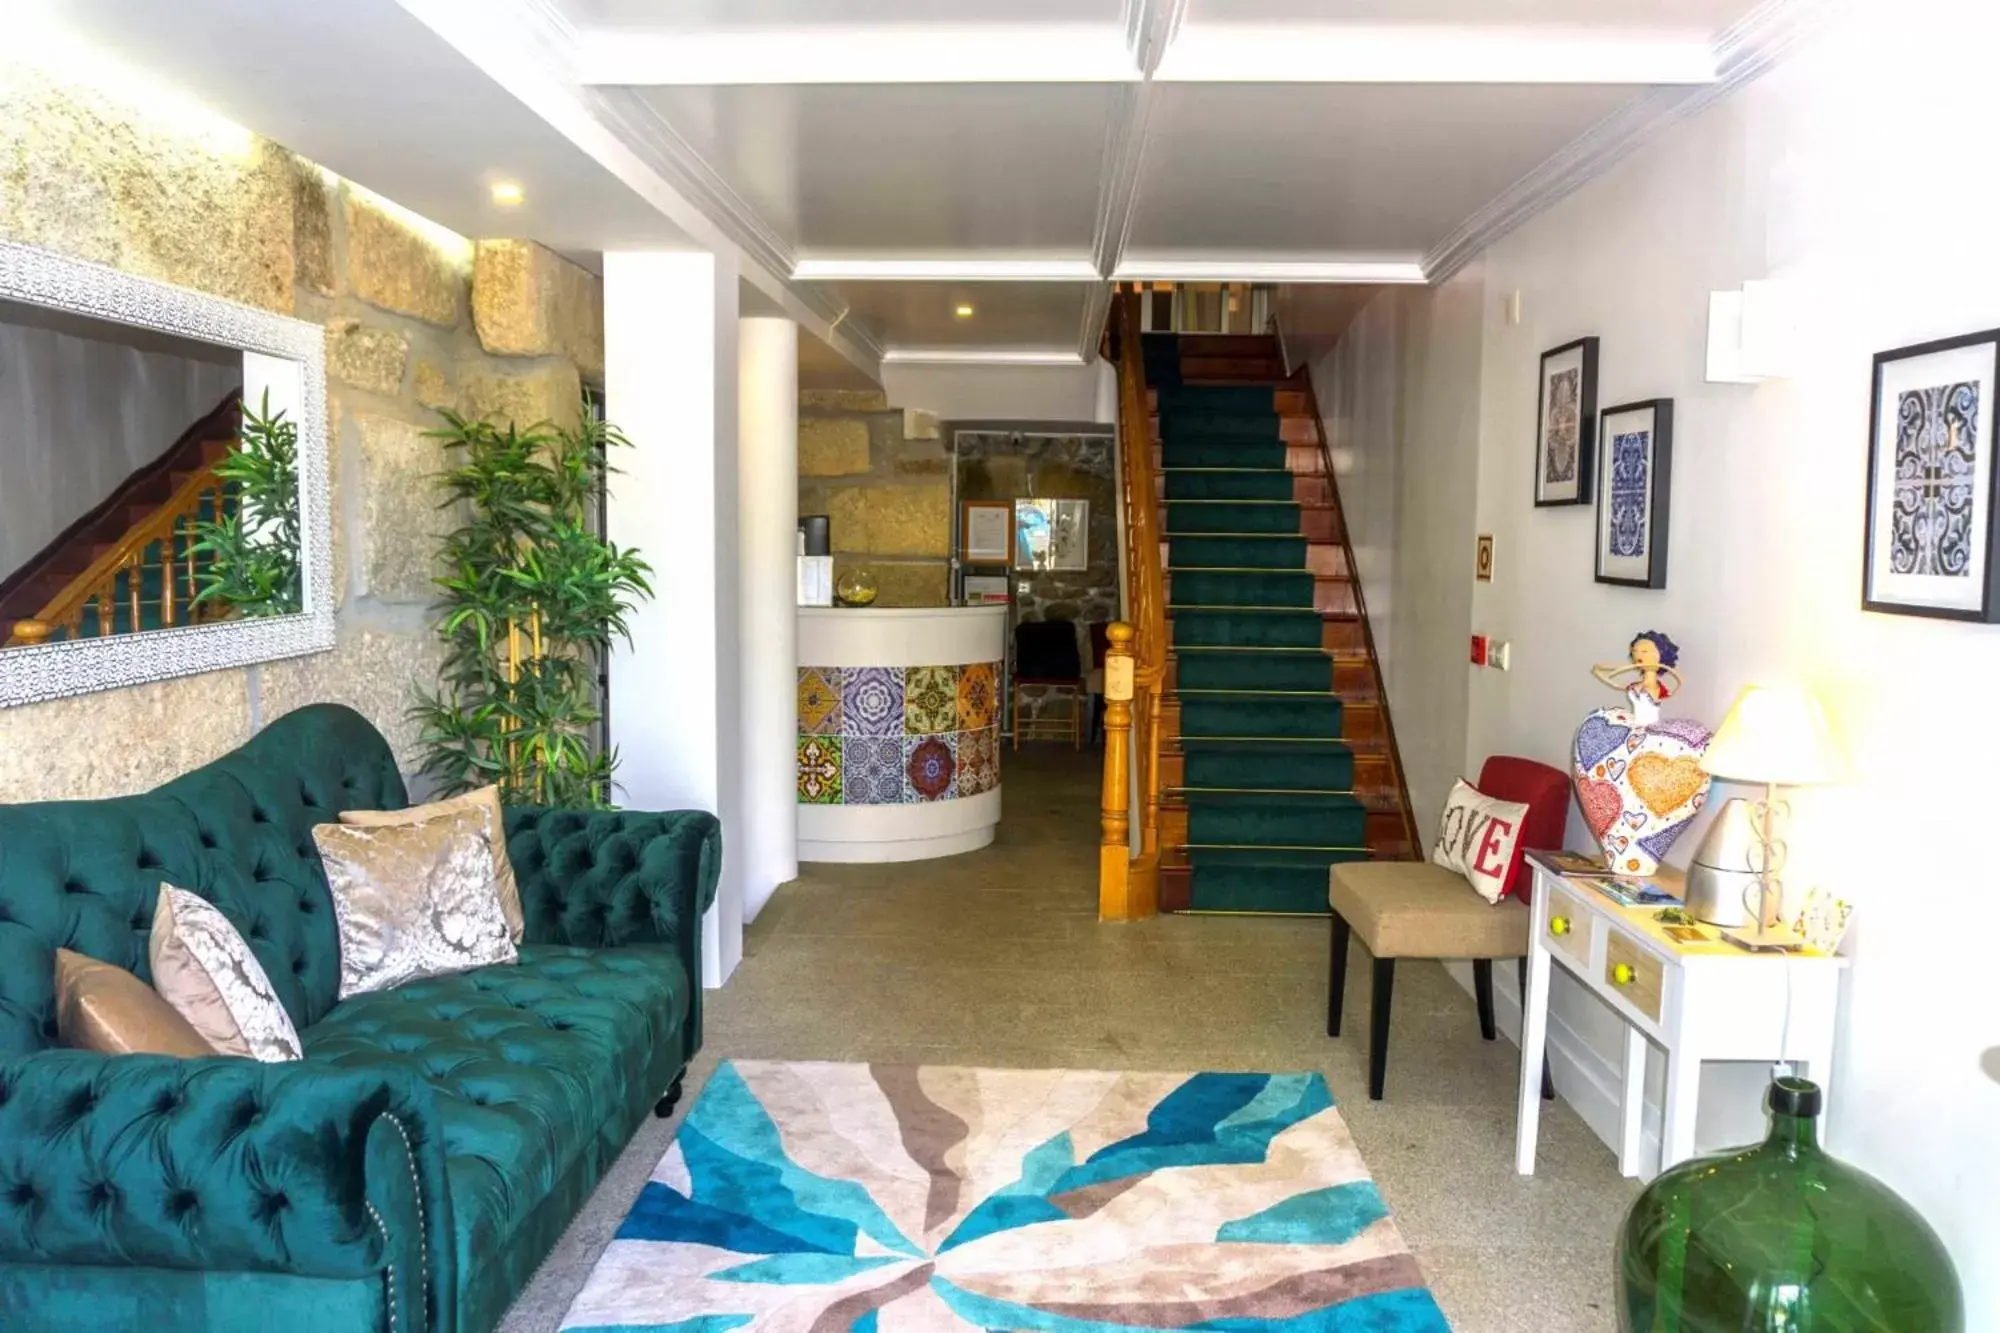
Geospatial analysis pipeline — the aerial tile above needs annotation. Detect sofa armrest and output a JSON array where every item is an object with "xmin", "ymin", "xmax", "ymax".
[
  {"xmin": 505, "ymin": 806, "xmax": 720, "ymax": 1066},
  {"xmin": 504, "ymin": 807, "xmax": 720, "ymax": 949},
  {"xmin": 0, "ymin": 1051, "xmax": 449, "ymax": 1333}
]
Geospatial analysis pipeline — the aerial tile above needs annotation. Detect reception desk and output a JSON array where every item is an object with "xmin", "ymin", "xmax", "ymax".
[{"xmin": 795, "ymin": 605, "xmax": 1006, "ymax": 862}]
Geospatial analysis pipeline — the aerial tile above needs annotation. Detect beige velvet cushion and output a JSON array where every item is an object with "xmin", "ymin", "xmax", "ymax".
[
  {"xmin": 1328, "ymin": 861, "xmax": 1530, "ymax": 959},
  {"xmin": 53, "ymin": 948, "xmax": 214, "ymax": 1057},
  {"xmin": 340, "ymin": 785, "xmax": 523, "ymax": 941},
  {"xmin": 313, "ymin": 807, "xmax": 517, "ymax": 1000},
  {"xmin": 149, "ymin": 885, "xmax": 304, "ymax": 1061}
]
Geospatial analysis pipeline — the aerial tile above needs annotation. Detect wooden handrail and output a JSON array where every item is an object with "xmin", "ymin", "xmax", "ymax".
[
  {"xmin": 7, "ymin": 458, "xmax": 229, "ymax": 647},
  {"xmin": 1099, "ymin": 291, "xmax": 1166, "ymax": 920}
]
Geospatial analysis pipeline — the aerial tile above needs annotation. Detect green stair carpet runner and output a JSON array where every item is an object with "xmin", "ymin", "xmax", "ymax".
[{"xmin": 1158, "ymin": 374, "xmax": 1365, "ymax": 913}]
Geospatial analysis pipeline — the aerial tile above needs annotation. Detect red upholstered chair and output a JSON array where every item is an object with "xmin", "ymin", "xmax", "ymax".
[{"xmin": 1326, "ymin": 755, "xmax": 1569, "ymax": 1100}]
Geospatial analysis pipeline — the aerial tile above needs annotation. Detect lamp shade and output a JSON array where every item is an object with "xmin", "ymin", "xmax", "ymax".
[{"xmin": 1699, "ymin": 683, "xmax": 1844, "ymax": 786}]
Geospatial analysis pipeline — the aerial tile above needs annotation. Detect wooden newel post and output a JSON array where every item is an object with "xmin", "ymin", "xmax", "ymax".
[{"xmin": 1098, "ymin": 621, "xmax": 1137, "ymax": 920}]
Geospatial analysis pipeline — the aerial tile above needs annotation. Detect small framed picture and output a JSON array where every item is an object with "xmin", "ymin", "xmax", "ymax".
[
  {"xmin": 1863, "ymin": 328, "xmax": 2000, "ymax": 621},
  {"xmin": 960, "ymin": 501, "xmax": 1013, "ymax": 565},
  {"xmin": 1475, "ymin": 534, "xmax": 1494, "ymax": 581},
  {"xmin": 1534, "ymin": 336, "xmax": 1599, "ymax": 506},
  {"xmin": 1593, "ymin": 398, "xmax": 1673, "ymax": 589}
]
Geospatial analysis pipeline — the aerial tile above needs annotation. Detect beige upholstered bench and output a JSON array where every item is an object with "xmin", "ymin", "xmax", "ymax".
[{"xmin": 1325, "ymin": 756, "xmax": 1567, "ymax": 1100}]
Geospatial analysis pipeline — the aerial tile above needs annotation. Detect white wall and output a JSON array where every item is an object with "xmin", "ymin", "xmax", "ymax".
[
  {"xmin": 880, "ymin": 362, "xmax": 1109, "ymax": 423},
  {"xmin": 605, "ymin": 250, "xmax": 745, "ymax": 988},
  {"xmin": 0, "ymin": 320, "xmax": 240, "ymax": 577},
  {"xmin": 1327, "ymin": 1, "xmax": 2000, "ymax": 1312}
]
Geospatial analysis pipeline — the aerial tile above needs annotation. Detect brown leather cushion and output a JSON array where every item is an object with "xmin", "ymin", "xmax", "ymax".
[
  {"xmin": 1328, "ymin": 861, "xmax": 1530, "ymax": 959},
  {"xmin": 53, "ymin": 948, "xmax": 215, "ymax": 1057}
]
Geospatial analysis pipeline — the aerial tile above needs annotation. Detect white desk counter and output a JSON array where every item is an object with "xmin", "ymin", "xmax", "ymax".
[{"xmin": 794, "ymin": 605, "xmax": 1006, "ymax": 862}]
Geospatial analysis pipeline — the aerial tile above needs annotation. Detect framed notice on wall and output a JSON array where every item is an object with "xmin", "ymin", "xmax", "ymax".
[
  {"xmin": 1015, "ymin": 498, "xmax": 1090, "ymax": 571},
  {"xmin": 961, "ymin": 501, "xmax": 1013, "ymax": 565}
]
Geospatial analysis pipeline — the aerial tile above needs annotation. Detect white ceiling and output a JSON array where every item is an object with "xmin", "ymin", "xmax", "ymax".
[{"xmin": 49, "ymin": 0, "xmax": 1810, "ymax": 381}]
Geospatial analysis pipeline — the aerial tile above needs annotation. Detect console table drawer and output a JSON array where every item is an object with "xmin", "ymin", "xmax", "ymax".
[
  {"xmin": 1544, "ymin": 886, "xmax": 1595, "ymax": 968},
  {"xmin": 1604, "ymin": 932, "xmax": 1666, "ymax": 1023}
]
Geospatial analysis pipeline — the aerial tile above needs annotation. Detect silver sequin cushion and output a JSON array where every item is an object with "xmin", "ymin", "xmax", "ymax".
[
  {"xmin": 150, "ymin": 884, "xmax": 304, "ymax": 1062},
  {"xmin": 313, "ymin": 806, "xmax": 518, "ymax": 999}
]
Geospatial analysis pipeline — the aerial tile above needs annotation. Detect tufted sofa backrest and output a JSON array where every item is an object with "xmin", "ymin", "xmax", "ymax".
[{"xmin": 0, "ymin": 703, "xmax": 407, "ymax": 1057}]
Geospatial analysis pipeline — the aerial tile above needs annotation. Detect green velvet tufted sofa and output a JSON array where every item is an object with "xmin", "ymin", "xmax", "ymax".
[{"xmin": 0, "ymin": 703, "xmax": 720, "ymax": 1333}]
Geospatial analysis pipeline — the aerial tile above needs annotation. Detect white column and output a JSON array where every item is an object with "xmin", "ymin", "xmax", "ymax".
[
  {"xmin": 1094, "ymin": 357, "xmax": 1119, "ymax": 425},
  {"xmin": 604, "ymin": 250, "xmax": 743, "ymax": 987},
  {"xmin": 737, "ymin": 316, "xmax": 799, "ymax": 921}
]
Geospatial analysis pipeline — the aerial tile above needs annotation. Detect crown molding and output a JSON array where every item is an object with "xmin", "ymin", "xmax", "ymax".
[
  {"xmin": 1424, "ymin": 0, "xmax": 1832, "ymax": 283},
  {"xmin": 792, "ymin": 258, "xmax": 1101, "ymax": 282},
  {"xmin": 880, "ymin": 348, "xmax": 1087, "ymax": 366},
  {"xmin": 1115, "ymin": 256, "xmax": 1428, "ymax": 283},
  {"xmin": 1077, "ymin": 282, "xmax": 1114, "ymax": 363},
  {"xmin": 576, "ymin": 25, "xmax": 1139, "ymax": 86},
  {"xmin": 393, "ymin": 0, "xmax": 883, "ymax": 376},
  {"xmin": 1154, "ymin": 25, "xmax": 1717, "ymax": 85}
]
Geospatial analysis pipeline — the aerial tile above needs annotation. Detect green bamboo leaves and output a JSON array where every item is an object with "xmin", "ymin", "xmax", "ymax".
[
  {"xmin": 410, "ymin": 402, "xmax": 653, "ymax": 808},
  {"xmin": 189, "ymin": 391, "xmax": 303, "ymax": 617}
]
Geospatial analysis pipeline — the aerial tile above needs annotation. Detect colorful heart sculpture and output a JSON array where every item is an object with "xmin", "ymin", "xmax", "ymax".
[{"xmin": 1572, "ymin": 688, "xmax": 1713, "ymax": 876}]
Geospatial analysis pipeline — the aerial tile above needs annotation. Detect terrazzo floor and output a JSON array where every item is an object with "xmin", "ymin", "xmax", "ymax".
[{"xmin": 499, "ymin": 745, "xmax": 1637, "ymax": 1332}]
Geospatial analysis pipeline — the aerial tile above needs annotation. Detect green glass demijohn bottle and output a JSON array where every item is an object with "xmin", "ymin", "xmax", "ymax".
[{"xmin": 1616, "ymin": 1077, "xmax": 1962, "ymax": 1332}]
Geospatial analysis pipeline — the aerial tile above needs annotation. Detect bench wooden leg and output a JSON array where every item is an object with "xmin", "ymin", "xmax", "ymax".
[
  {"xmin": 1368, "ymin": 957, "xmax": 1395, "ymax": 1100},
  {"xmin": 1326, "ymin": 912, "xmax": 1351, "ymax": 1037},
  {"xmin": 1473, "ymin": 958, "xmax": 1497, "ymax": 1041},
  {"xmin": 1519, "ymin": 955, "xmax": 1555, "ymax": 1101}
]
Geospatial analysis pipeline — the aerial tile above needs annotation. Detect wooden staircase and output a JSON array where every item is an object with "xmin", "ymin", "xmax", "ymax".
[
  {"xmin": 1, "ymin": 392, "xmax": 241, "ymax": 645},
  {"xmin": 1148, "ymin": 333, "xmax": 1418, "ymax": 911}
]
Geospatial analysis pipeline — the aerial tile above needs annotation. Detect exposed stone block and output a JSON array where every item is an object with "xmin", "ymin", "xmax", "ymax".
[
  {"xmin": 457, "ymin": 362, "xmax": 583, "ymax": 434},
  {"xmin": 836, "ymin": 558, "xmax": 948, "ymax": 608},
  {"xmin": 413, "ymin": 361, "xmax": 453, "ymax": 411},
  {"xmin": 472, "ymin": 240, "xmax": 604, "ymax": 380},
  {"xmin": 291, "ymin": 157, "xmax": 335, "ymax": 297},
  {"xmin": 325, "ymin": 318, "xmax": 409, "ymax": 395},
  {"xmin": 356, "ymin": 413, "xmax": 450, "ymax": 604},
  {"xmin": 255, "ymin": 621, "xmax": 448, "ymax": 772},
  {"xmin": 801, "ymin": 389, "xmax": 889, "ymax": 413},
  {"xmin": 0, "ymin": 64, "xmax": 295, "ymax": 313},
  {"xmin": 903, "ymin": 408, "xmax": 941, "ymax": 441},
  {"xmin": 0, "ymin": 670, "xmax": 253, "ymax": 800},
  {"xmin": 345, "ymin": 193, "xmax": 464, "ymax": 327},
  {"xmin": 827, "ymin": 482, "xmax": 951, "ymax": 558},
  {"xmin": 799, "ymin": 417, "xmax": 872, "ymax": 476}
]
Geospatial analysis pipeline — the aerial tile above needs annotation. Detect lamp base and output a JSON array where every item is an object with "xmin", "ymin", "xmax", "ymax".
[{"xmin": 1722, "ymin": 922, "xmax": 1802, "ymax": 953}]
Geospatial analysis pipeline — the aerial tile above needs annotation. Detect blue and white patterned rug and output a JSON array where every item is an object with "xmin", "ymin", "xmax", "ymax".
[{"xmin": 562, "ymin": 1060, "xmax": 1448, "ymax": 1331}]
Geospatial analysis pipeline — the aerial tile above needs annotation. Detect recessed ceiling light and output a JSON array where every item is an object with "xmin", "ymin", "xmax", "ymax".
[
  {"xmin": 955, "ymin": 304, "xmax": 976, "ymax": 319},
  {"xmin": 490, "ymin": 181, "xmax": 525, "ymax": 207}
]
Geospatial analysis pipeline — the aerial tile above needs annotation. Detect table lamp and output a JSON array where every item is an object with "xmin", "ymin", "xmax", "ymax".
[{"xmin": 1697, "ymin": 683, "xmax": 1844, "ymax": 948}]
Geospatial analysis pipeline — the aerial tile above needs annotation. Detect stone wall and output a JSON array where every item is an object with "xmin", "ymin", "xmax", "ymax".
[
  {"xmin": 0, "ymin": 56, "xmax": 603, "ymax": 800},
  {"xmin": 954, "ymin": 430, "xmax": 1119, "ymax": 732},
  {"xmin": 796, "ymin": 390, "xmax": 950, "ymax": 607}
]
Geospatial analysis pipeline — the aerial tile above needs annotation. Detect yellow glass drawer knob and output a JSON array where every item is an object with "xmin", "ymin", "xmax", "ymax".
[
  {"xmin": 1612, "ymin": 962, "xmax": 1637, "ymax": 986},
  {"xmin": 1550, "ymin": 916, "xmax": 1573, "ymax": 937}
]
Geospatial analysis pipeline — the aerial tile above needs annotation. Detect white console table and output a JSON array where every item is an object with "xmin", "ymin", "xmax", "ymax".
[{"xmin": 1515, "ymin": 855, "xmax": 1846, "ymax": 1178}]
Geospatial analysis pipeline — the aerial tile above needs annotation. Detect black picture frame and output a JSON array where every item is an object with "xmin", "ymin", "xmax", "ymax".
[
  {"xmin": 1862, "ymin": 328, "xmax": 2000, "ymax": 622},
  {"xmin": 1593, "ymin": 398, "xmax": 1673, "ymax": 589},
  {"xmin": 1533, "ymin": 336, "xmax": 1599, "ymax": 507}
]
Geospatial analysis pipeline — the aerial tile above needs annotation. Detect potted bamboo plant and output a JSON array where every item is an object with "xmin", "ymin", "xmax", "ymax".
[{"xmin": 410, "ymin": 402, "xmax": 651, "ymax": 808}]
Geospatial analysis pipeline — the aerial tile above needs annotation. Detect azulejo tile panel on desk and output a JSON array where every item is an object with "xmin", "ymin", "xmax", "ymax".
[
  {"xmin": 903, "ymin": 664, "xmax": 958, "ymax": 735},
  {"xmin": 840, "ymin": 666, "xmax": 904, "ymax": 736},
  {"xmin": 797, "ymin": 735, "xmax": 841, "ymax": 804},
  {"xmin": 843, "ymin": 736, "xmax": 905, "ymax": 805},
  {"xmin": 799, "ymin": 662, "xmax": 1004, "ymax": 805},
  {"xmin": 957, "ymin": 661, "xmax": 998, "ymax": 730},
  {"xmin": 903, "ymin": 732, "xmax": 958, "ymax": 801},
  {"xmin": 797, "ymin": 667, "xmax": 843, "ymax": 735}
]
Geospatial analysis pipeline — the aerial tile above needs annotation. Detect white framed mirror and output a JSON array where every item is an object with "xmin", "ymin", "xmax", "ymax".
[{"xmin": 0, "ymin": 239, "xmax": 333, "ymax": 707}]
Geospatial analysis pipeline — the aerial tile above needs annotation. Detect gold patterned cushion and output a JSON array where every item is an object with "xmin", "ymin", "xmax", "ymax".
[
  {"xmin": 53, "ymin": 948, "xmax": 215, "ymax": 1057},
  {"xmin": 313, "ymin": 807, "xmax": 517, "ymax": 1000},
  {"xmin": 339, "ymin": 785, "xmax": 524, "ymax": 941},
  {"xmin": 149, "ymin": 885, "xmax": 304, "ymax": 1061}
]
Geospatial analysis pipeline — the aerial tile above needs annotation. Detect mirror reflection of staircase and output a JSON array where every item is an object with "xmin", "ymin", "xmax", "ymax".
[
  {"xmin": 1145, "ymin": 332, "xmax": 1418, "ymax": 914},
  {"xmin": 1, "ymin": 392, "xmax": 240, "ymax": 645}
]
